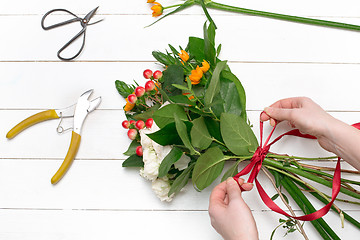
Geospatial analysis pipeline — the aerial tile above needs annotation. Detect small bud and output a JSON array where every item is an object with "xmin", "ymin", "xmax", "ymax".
[
  {"xmin": 135, "ymin": 120, "xmax": 145, "ymax": 130},
  {"xmin": 145, "ymin": 81, "xmax": 155, "ymax": 92},
  {"xmin": 122, "ymin": 120, "xmax": 130, "ymax": 129},
  {"xmin": 145, "ymin": 118, "xmax": 154, "ymax": 129},
  {"xmin": 153, "ymin": 70, "xmax": 163, "ymax": 79},
  {"xmin": 127, "ymin": 129, "xmax": 138, "ymax": 140},
  {"xmin": 143, "ymin": 69, "xmax": 153, "ymax": 79},
  {"xmin": 135, "ymin": 86, "xmax": 146, "ymax": 97},
  {"xmin": 128, "ymin": 94, "xmax": 137, "ymax": 104},
  {"xmin": 136, "ymin": 146, "xmax": 143, "ymax": 156}
]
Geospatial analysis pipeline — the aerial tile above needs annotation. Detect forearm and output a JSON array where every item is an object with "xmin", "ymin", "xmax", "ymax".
[{"xmin": 318, "ymin": 117, "xmax": 360, "ymax": 171}]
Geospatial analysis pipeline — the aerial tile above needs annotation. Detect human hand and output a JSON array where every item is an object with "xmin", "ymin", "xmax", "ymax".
[
  {"xmin": 208, "ymin": 178, "xmax": 258, "ymax": 240},
  {"xmin": 260, "ymin": 97, "xmax": 334, "ymax": 139}
]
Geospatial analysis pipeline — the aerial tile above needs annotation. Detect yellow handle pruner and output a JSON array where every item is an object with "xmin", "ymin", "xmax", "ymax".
[{"xmin": 6, "ymin": 89, "xmax": 101, "ymax": 184}]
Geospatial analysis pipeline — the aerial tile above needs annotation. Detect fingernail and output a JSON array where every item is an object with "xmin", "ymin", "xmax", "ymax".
[{"xmin": 264, "ymin": 107, "xmax": 273, "ymax": 114}]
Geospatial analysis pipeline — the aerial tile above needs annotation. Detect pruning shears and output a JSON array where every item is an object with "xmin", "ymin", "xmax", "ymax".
[{"xmin": 6, "ymin": 89, "xmax": 101, "ymax": 184}]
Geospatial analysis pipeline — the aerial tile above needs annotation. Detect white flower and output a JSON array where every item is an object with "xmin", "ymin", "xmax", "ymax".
[
  {"xmin": 174, "ymin": 154, "xmax": 191, "ymax": 171},
  {"xmin": 152, "ymin": 177, "xmax": 174, "ymax": 202}
]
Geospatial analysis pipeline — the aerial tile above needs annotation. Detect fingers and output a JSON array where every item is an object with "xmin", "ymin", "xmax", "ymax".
[
  {"xmin": 225, "ymin": 178, "xmax": 242, "ymax": 201},
  {"xmin": 260, "ymin": 97, "xmax": 305, "ymax": 123},
  {"xmin": 209, "ymin": 180, "xmax": 227, "ymax": 206}
]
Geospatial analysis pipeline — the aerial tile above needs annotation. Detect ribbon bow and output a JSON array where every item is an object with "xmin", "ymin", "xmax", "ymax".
[{"xmin": 233, "ymin": 114, "xmax": 343, "ymax": 221}]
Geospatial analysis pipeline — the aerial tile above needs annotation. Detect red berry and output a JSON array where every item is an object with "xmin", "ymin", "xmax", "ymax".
[
  {"xmin": 145, "ymin": 81, "xmax": 155, "ymax": 92},
  {"xmin": 143, "ymin": 69, "xmax": 153, "ymax": 79},
  {"xmin": 128, "ymin": 94, "xmax": 137, "ymax": 104},
  {"xmin": 129, "ymin": 120, "xmax": 136, "ymax": 126},
  {"xmin": 136, "ymin": 146, "xmax": 143, "ymax": 156},
  {"xmin": 145, "ymin": 118, "xmax": 153, "ymax": 129},
  {"xmin": 153, "ymin": 70, "xmax": 163, "ymax": 79},
  {"xmin": 135, "ymin": 86, "xmax": 146, "ymax": 97},
  {"xmin": 135, "ymin": 120, "xmax": 145, "ymax": 130},
  {"xmin": 127, "ymin": 129, "xmax": 138, "ymax": 140},
  {"xmin": 122, "ymin": 120, "xmax": 130, "ymax": 129}
]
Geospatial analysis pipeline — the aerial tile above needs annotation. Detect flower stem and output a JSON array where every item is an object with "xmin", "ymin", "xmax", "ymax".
[
  {"xmin": 280, "ymin": 176, "xmax": 341, "ymax": 240},
  {"xmin": 163, "ymin": 4, "xmax": 183, "ymax": 10},
  {"xmin": 206, "ymin": 1, "xmax": 360, "ymax": 32},
  {"xmin": 264, "ymin": 158, "xmax": 360, "ymax": 199}
]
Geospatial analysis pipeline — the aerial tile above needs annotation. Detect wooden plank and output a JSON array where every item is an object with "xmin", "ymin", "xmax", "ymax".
[
  {"xmin": 3, "ymin": 110, "xmax": 360, "ymax": 159},
  {"xmin": 0, "ymin": 208, "xmax": 358, "ymax": 240},
  {"xmin": 1, "ymin": 0, "xmax": 360, "ymax": 17},
  {"xmin": 2, "ymin": 62, "xmax": 360, "ymax": 111},
  {"xmin": 1, "ymin": 15, "xmax": 360, "ymax": 62},
  {"xmin": 0, "ymin": 158, "xmax": 358, "ymax": 211}
]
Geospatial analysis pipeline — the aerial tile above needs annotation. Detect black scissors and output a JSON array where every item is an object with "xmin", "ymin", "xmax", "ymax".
[{"xmin": 41, "ymin": 7, "xmax": 103, "ymax": 61}]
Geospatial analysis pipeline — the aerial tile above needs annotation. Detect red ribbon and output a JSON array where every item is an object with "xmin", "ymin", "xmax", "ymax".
[{"xmin": 233, "ymin": 115, "xmax": 358, "ymax": 221}]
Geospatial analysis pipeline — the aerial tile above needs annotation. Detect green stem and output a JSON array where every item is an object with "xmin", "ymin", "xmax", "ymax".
[
  {"xmin": 280, "ymin": 176, "xmax": 340, "ymax": 240},
  {"xmin": 298, "ymin": 165, "xmax": 360, "ymax": 186},
  {"xmin": 163, "ymin": 4, "xmax": 183, "ymax": 10},
  {"xmin": 206, "ymin": 1, "xmax": 360, "ymax": 32},
  {"xmin": 296, "ymin": 181, "xmax": 360, "ymax": 229},
  {"xmin": 267, "ymin": 153, "xmax": 338, "ymax": 161},
  {"xmin": 212, "ymin": 137, "xmax": 226, "ymax": 147},
  {"xmin": 264, "ymin": 158, "xmax": 360, "ymax": 199}
]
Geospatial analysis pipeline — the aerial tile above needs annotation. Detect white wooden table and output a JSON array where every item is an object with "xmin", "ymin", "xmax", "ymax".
[{"xmin": 1, "ymin": 1, "xmax": 359, "ymax": 239}]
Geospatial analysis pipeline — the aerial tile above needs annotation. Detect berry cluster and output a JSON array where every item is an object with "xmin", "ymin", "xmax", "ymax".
[
  {"xmin": 126, "ymin": 69, "xmax": 162, "ymax": 105},
  {"xmin": 122, "ymin": 118, "xmax": 154, "ymax": 156}
]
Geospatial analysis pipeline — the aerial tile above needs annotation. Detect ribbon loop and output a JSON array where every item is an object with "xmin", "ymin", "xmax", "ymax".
[{"xmin": 232, "ymin": 112, "xmax": 348, "ymax": 221}]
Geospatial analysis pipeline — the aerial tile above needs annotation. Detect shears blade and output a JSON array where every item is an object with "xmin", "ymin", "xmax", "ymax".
[{"xmin": 84, "ymin": 6, "xmax": 104, "ymax": 25}]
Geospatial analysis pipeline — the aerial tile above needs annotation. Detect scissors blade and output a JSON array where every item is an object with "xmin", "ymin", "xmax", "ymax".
[{"xmin": 84, "ymin": 6, "xmax": 100, "ymax": 23}]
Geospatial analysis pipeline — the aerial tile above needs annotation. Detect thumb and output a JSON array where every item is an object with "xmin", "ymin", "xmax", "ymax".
[
  {"xmin": 226, "ymin": 178, "xmax": 242, "ymax": 201},
  {"xmin": 264, "ymin": 107, "xmax": 293, "ymax": 122}
]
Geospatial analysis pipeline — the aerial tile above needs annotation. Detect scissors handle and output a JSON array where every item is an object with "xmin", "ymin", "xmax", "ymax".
[
  {"xmin": 57, "ymin": 28, "xmax": 87, "ymax": 61},
  {"xmin": 41, "ymin": 9, "xmax": 82, "ymax": 30}
]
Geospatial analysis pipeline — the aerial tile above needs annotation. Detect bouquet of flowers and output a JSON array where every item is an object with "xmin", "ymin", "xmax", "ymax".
[{"xmin": 116, "ymin": 22, "xmax": 360, "ymax": 238}]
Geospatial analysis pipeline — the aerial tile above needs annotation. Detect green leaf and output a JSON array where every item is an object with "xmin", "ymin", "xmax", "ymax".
[
  {"xmin": 211, "ymin": 76, "xmax": 243, "ymax": 118},
  {"xmin": 271, "ymin": 194, "xmax": 279, "ymax": 201},
  {"xmin": 203, "ymin": 117, "xmax": 223, "ymax": 142},
  {"xmin": 220, "ymin": 113, "xmax": 258, "ymax": 155},
  {"xmin": 152, "ymin": 51, "xmax": 175, "ymax": 66},
  {"xmin": 158, "ymin": 147, "xmax": 184, "ymax": 178},
  {"xmin": 122, "ymin": 154, "xmax": 144, "ymax": 167},
  {"xmin": 174, "ymin": 113, "xmax": 197, "ymax": 155},
  {"xmin": 200, "ymin": 2, "xmax": 217, "ymax": 30},
  {"xmin": 133, "ymin": 104, "xmax": 160, "ymax": 121},
  {"xmin": 123, "ymin": 140, "xmax": 140, "ymax": 156},
  {"xmin": 221, "ymin": 160, "xmax": 241, "ymax": 182},
  {"xmin": 153, "ymin": 103, "xmax": 188, "ymax": 128},
  {"xmin": 147, "ymin": 121, "xmax": 193, "ymax": 146},
  {"xmin": 168, "ymin": 163, "xmax": 194, "ymax": 196},
  {"xmin": 190, "ymin": 117, "xmax": 213, "ymax": 150},
  {"xmin": 172, "ymin": 84, "xmax": 189, "ymax": 91},
  {"xmin": 204, "ymin": 21, "xmax": 216, "ymax": 66},
  {"xmin": 186, "ymin": 37, "xmax": 205, "ymax": 63},
  {"xmin": 192, "ymin": 147, "xmax": 226, "ymax": 191},
  {"xmin": 115, "ymin": 80, "xmax": 135, "ymax": 98},
  {"xmin": 216, "ymin": 44, "xmax": 222, "ymax": 57},
  {"xmin": 169, "ymin": 95, "xmax": 195, "ymax": 106},
  {"xmin": 162, "ymin": 65, "xmax": 185, "ymax": 96},
  {"xmin": 204, "ymin": 61, "xmax": 227, "ymax": 108},
  {"xmin": 221, "ymin": 70, "xmax": 247, "ymax": 120}
]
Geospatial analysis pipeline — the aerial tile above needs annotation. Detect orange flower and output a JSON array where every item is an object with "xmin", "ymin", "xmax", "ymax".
[
  {"xmin": 199, "ymin": 60, "xmax": 210, "ymax": 73},
  {"xmin": 183, "ymin": 92, "xmax": 194, "ymax": 100},
  {"xmin": 189, "ymin": 66, "xmax": 203, "ymax": 85},
  {"xmin": 147, "ymin": 0, "xmax": 155, "ymax": 3},
  {"xmin": 124, "ymin": 98, "xmax": 135, "ymax": 111},
  {"xmin": 151, "ymin": 2, "xmax": 163, "ymax": 17},
  {"xmin": 178, "ymin": 50, "xmax": 189, "ymax": 62}
]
